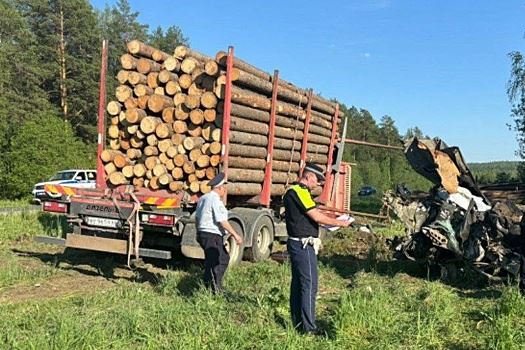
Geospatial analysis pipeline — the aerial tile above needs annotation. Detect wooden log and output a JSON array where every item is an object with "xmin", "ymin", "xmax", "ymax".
[
  {"xmin": 124, "ymin": 97, "xmax": 138, "ymax": 110},
  {"xmin": 169, "ymin": 180, "xmax": 185, "ymax": 191},
  {"xmin": 145, "ymin": 156, "xmax": 159, "ymax": 170},
  {"xmin": 146, "ymin": 134, "xmax": 159, "ymax": 146},
  {"xmin": 210, "ymin": 155, "xmax": 221, "ymax": 167},
  {"xmin": 200, "ymin": 181, "xmax": 211, "ymax": 194},
  {"xmin": 183, "ymin": 136, "xmax": 205, "ymax": 150},
  {"xmin": 229, "ymin": 130, "xmax": 302, "ymax": 150},
  {"xmin": 158, "ymin": 139, "xmax": 173, "ymax": 153},
  {"xmin": 204, "ymin": 60, "xmax": 219, "ymax": 76},
  {"xmin": 174, "ymin": 45, "xmax": 213, "ymax": 62},
  {"xmin": 158, "ymin": 70, "xmax": 178, "ymax": 83},
  {"xmin": 178, "ymin": 74, "xmax": 193, "ymax": 89},
  {"xmin": 109, "ymin": 139, "xmax": 120, "ymax": 150},
  {"xmin": 133, "ymin": 163, "xmax": 147, "ymax": 178},
  {"xmin": 184, "ymin": 94, "xmax": 200, "ymax": 109},
  {"xmin": 109, "ymin": 172, "xmax": 128, "ymax": 186},
  {"xmin": 163, "ymin": 56, "xmax": 181, "ymax": 72},
  {"xmin": 137, "ymin": 95, "xmax": 149, "ymax": 109},
  {"xmin": 206, "ymin": 167, "xmax": 217, "ymax": 179},
  {"xmin": 203, "ymin": 109, "xmax": 216, "ymax": 123},
  {"xmin": 181, "ymin": 57, "xmax": 200, "ymax": 74},
  {"xmin": 200, "ymin": 91, "xmax": 217, "ymax": 109},
  {"xmin": 136, "ymin": 57, "xmax": 162, "ymax": 74},
  {"xmin": 155, "ymin": 122, "xmax": 173, "ymax": 139},
  {"xmin": 189, "ymin": 148, "xmax": 202, "ymax": 162},
  {"xmin": 116, "ymin": 70, "xmax": 130, "ymax": 84},
  {"xmin": 125, "ymin": 108, "xmax": 146, "ymax": 123},
  {"xmin": 171, "ymin": 133, "xmax": 185, "ymax": 145},
  {"xmin": 187, "ymin": 124, "xmax": 202, "ymax": 137},
  {"xmin": 101, "ymin": 150, "xmax": 123, "ymax": 163},
  {"xmin": 196, "ymin": 154, "xmax": 210, "ymax": 168},
  {"xmin": 104, "ymin": 162, "xmax": 117, "ymax": 175},
  {"xmin": 171, "ymin": 167, "xmax": 184, "ymax": 180},
  {"xmin": 195, "ymin": 168, "xmax": 206, "ymax": 179},
  {"xmin": 127, "ymin": 40, "xmax": 158, "ymax": 59},
  {"xmin": 165, "ymin": 159, "xmax": 175, "ymax": 170},
  {"xmin": 152, "ymin": 49, "xmax": 170, "ymax": 62},
  {"xmin": 147, "ymin": 72, "xmax": 159, "ymax": 89},
  {"xmin": 122, "ymin": 165, "xmax": 135, "ymax": 178},
  {"xmin": 188, "ymin": 181, "xmax": 200, "ymax": 193},
  {"xmin": 130, "ymin": 135, "xmax": 143, "ymax": 148},
  {"xmin": 221, "ymin": 102, "xmax": 305, "ymax": 130},
  {"xmin": 126, "ymin": 148, "xmax": 142, "ymax": 160},
  {"xmin": 227, "ymin": 168, "xmax": 297, "ymax": 184},
  {"xmin": 144, "ymin": 145, "xmax": 159, "ymax": 156},
  {"xmin": 189, "ymin": 109, "xmax": 204, "ymax": 125},
  {"xmin": 183, "ymin": 161, "xmax": 195, "ymax": 174},
  {"xmin": 173, "ymin": 92, "xmax": 186, "ymax": 106},
  {"xmin": 126, "ymin": 124, "xmax": 139, "ymax": 135},
  {"xmin": 162, "ymin": 107, "xmax": 175, "ymax": 123},
  {"xmin": 173, "ymin": 120, "xmax": 188, "ymax": 134},
  {"xmin": 158, "ymin": 173, "xmax": 173, "ymax": 186},
  {"xmin": 119, "ymin": 139, "xmax": 131, "ymax": 151},
  {"xmin": 225, "ymin": 182, "xmax": 286, "ymax": 196},
  {"xmin": 133, "ymin": 177, "xmax": 145, "ymax": 188},
  {"xmin": 228, "ymin": 156, "xmax": 300, "ymax": 172},
  {"xmin": 107, "ymin": 125, "xmax": 120, "ymax": 139},
  {"xmin": 140, "ymin": 116, "xmax": 162, "ymax": 134},
  {"xmin": 149, "ymin": 176, "xmax": 160, "ymax": 190},
  {"xmin": 209, "ymin": 142, "xmax": 222, "ymax": 155},
  {"xmin": 148, "ymin": 94, "xmax": 174, "ymax": 113},
  {"xmin": 134, "ymin": 84, "xmax": 153, "ymax": 97},
  {"xmin": 159, "ymin": 152, "xmax": 169, "ymax": 165},
  {"xmin": 106, "ymin": 101, "xmax": 122, "ymax": 115},
  {"xmin": 166, "ymin": 81, "xmax": 181, "ymax": 96},
  {"xmin": 120, "ymin": 54, "xmax": 137, "ymax": 70},
  {"xmin": 115, "ymin": 85, "xmax": 133, "ymax": 102},
  {"xmin": 188, "ymin": 82, "xmax": 204, "ymax": 96},
  {"xmin": 174, "ymin": 154, "xmax": 187, "ymax": 167},
  {"xmin": 155, "ymin": 86, "xmax": 165, "ymax": 96},
  {"xmin": 167, "ymin": 145, "xmax": 178, "ymax": 158},
  {"xmin": 128, "ymin": 71, "xmax": 147, "ymax": 85},
  {"xmin": 153, "ymin": 163, "xmax": 167, "ymax": 177}
]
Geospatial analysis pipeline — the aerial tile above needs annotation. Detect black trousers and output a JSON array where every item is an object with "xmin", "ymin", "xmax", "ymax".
[
  {"xmin": 197, "ymin": 231, "xmax": 230, "ymax": 292},
  {"xmin": 287, "ymin": 239, "xmax": 318, "ymax": 333}
]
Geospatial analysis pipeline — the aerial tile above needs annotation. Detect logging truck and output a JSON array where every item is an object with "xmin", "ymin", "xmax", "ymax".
[{"xmin": 36, "ymin": 41, "xmax": 351, "ymax": 266}]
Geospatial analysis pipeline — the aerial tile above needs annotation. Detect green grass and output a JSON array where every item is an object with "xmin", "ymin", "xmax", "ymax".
[
  {"xmin": 0, "ymin": 198, "xmax": 34, "ymax": 208},
  {"xmin": 0, "ymin": 214, "xmax": 525, "ymax": 349}
]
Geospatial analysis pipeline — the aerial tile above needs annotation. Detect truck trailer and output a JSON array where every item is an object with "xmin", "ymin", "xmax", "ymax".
[{"xmin": 36, "ymin": 41, "xmax": 352, "ymax": 266}]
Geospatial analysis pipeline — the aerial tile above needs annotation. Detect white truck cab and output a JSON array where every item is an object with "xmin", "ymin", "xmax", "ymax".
[{"xmin": 32, "ymin": 169, "xmax": 97, "ymax": 203}]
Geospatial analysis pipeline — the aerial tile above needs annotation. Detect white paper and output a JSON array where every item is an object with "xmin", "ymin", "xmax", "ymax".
[{"xmin": 322, "ymin": 214, "xmax": 355, "ymax": 232}]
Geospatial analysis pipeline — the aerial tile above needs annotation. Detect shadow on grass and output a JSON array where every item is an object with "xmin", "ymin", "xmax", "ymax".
[{"xmin": 37, "ymin": 213, "xmax": 69, "ymax": 236}]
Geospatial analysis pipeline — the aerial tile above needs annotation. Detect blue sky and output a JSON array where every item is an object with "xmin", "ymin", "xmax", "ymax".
[{"xmin": 91, "ymin": 0, "xmax": 525, "ymax": 163}]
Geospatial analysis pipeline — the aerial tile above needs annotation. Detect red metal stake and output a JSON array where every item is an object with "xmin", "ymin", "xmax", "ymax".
[
  {"xmin": 96, "ymin": 40, "xmax": 108, "ymax": 190},
  {"xmin": 320, "ymin": 104, "xmax": 339, "ymax": 203},
  {"xmin": 261, "ymin": 70, "xmax": 279, "ymax": 206},
  {"xmin": 220, "ymin": 46, "xmax": 234, "ymax": 204}
]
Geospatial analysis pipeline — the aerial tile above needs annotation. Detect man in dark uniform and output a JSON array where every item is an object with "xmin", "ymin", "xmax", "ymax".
[
  {"xmin": 283, "ymin": 163, "xmax": 351, "ymax": 335},
  {"xmin": 196, "ymin": 172, "xmax": 243, "ymax": 293}
]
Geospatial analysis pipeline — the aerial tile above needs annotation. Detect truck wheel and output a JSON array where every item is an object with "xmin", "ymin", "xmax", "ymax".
[
  {"xmin": 245, "ymin": 216, "xmax": 274, "ymax": 262},
  {"xmin": 224, "ymin": 220, "xmax": 243, "ymax": 266}
]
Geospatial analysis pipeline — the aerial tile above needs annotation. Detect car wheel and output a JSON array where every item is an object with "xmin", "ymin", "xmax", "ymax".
[{"xmin": 245, "ymin": 216, "xmax": 274, "ymax": 262}]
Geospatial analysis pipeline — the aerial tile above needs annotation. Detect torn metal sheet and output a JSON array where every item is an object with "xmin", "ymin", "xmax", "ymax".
[{"xmin": 386, "ymin": 137, "xmax": 525, "ymax": 282}]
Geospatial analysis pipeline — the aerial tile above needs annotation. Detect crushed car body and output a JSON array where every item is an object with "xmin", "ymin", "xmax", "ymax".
[{"xmin": 384, "ymin": 137, "xmax": 525, "ymax": 282}]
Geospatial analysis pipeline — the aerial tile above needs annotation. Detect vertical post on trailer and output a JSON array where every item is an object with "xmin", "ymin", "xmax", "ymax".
[
  {"xmin": 220, "ymin": 46, "xmax": 234, "ymax": 203},
  {"xmin": 260, "ymin": 70, "xmax": 279, "ymax": 206},
  {"xmin": 96, "ymin": 39, "xmax": 108, "ymax": 189},
  {"xmin": 299, "ymin": 89, "xmax": 313, "ymax": 176},
  {"xmin": 320, "ymin": 104, "xmax": 339, "ymax": 203}
]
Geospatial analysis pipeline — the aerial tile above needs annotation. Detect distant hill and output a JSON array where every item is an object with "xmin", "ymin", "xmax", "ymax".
[{"xmin": 468, "ymin": 161, "xmax": 521, "ymax": 185}]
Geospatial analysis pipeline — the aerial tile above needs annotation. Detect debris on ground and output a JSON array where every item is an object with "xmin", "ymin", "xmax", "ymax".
[{"xmin": 384, "ymin": 137, "xmax": 525, "ymax": 283}]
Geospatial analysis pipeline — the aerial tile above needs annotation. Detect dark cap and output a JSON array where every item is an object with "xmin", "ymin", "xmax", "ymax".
[
  {"xmin": 208, "ymin": 172, "xmax": 227, "ymax": 188},
  {"xmin": 303, "ymin": 163, "xmax": 326, "ymax": 182}
]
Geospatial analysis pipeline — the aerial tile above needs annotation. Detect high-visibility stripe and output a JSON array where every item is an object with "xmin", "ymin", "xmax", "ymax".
[
  {"xmin": 290, "ymin": 184, "xmax": 316, "ymax": 210},
  {"xmin": 44, "ymin": 184, "xmax": 76, "ymax": 196},
  {"xmin": 143, "ymin": 197, "xmax": 179, "ymax": 208}
]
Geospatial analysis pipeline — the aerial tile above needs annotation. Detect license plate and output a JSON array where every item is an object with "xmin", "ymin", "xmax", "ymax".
[{"xmin": 85, "ymin": 216, "xmax": 119, "ymax": 228}]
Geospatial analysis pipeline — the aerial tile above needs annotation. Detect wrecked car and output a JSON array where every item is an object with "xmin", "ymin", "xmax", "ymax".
[{"xmin": 384, "ymin": 137, "xmax": 525, "ymax": 283}]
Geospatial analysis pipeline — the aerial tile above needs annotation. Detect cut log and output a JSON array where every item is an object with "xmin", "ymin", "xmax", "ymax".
[
  {"xmin": 172, "ymin": 120, "xmax": 188, "ymax": 134},
  {"xmin": 107, "ymin": 125, "xmax": 120, "ymax": 139},
  {"xmin": 134, "ymin": 84, "xmax": 153, "ymax": 97},
  {"xmin": 200, "ymin": 91, "xmax": 218, "ymax": 109},
  {"xmin": 109, "ymin": 139, "xmax": 120, "ymax": 150},
  {"xmin": 225, "ymin": 182, "xmax": 286, "ymax": 196},
  {"xmin": 152, "ymin": 49, "xmax": 170, "ymax": 62},
  {"xmin": 136, "ymin": 57, "xmax": 162, "ymax": 74},
  {"xmin": 119, "ymin": 139, "xmax": 131, "ymax": 151},
  {"xmin": 171, "ymin": 133, "xmax": 185, "ymax": 145},
  {"xmin": 146, "ymin": 134, "xmax": 159, "ymax": 146},
  {"xmin": 227, "ymin": 168, "xmax": 298, "ymax": 184},
  {"xmin": 163, "ymin": 56, "xmax": 181, "ymax": 72},
  {"xmin": 101, "ymin": 150, "xmax": 123, "ymax": 163},
  {"xmin": 195, "ymin": 168, "xmax": 206, "ymax": 179},
  {"xmin": 116, "ymin": 70, "xmax": 130, "ymax": 84},
  {"xmin": 130, "ymin": 135, "xmax": 143, "ymax": 148},
  {"xmin": 189, "ymin": 148, "xmax": 202, "ymax": 162},
  {"xmin": 122, "ymin": 165, "xmax": 134, "ymax": 178},
  {"xmin": 148, "ymin": 94, "xmax": 174, "ymax": 113},
  {"xmin": 104, "ymin": 162, "xmax": 117, "ymax": 175},
  {"xmin": 174, "ymin": 45, "xmax": 212, "ymax": 61},
  {"xmin": 203, "ymin": 109, "xmax": 216, "ymax": 123},
  {"xmin": 127, "ymin": 40, "xmax": 157, "ymax": 58},
  {"xmin": 133, "ymin": 163, "xmax": 147, "ymax": 178},
  {"xmin": 174, "ymin": 154, "xmax": 187, "ymax": 167},
  {"xmin": 106, "ymin": 101, "xmax": 122, "ymax": 115},
  {"xmin": 156, "ymin": 87, "xmax": 165, "ymax": 95},
  {"xmin": 162, "ymin": 107, "xmax": 175, "ymax": 123},
  {"xmin": 188, "ymin": 82, "xmax": 204, "ymax": 96},
  {"xmin": 183, "ymin": 136, "xmax": 205, "ymax": 150},
  {"xmin": 153, "ymin": 163, "xmax": 167, "ymax": 177},
  {"xmin": 109, "ymin": 172, "xmax": 128, "ymax": 186},
  {"xmin": 209, "ymin": 142, "xmax": 222, "ymax": 155},
  {"xmin": 137, "ymin": 95, "xmax": 149, "ymax": 109},
  {"xmin": 173, "ymin": 92, "xmax": 186, "ymax": 106},
  {"xmin": 206, "ymin": 166, "xmax": 217, "ymax": 179},
  {"xmin": 125, "ymin": 108, "xmax": 146, "ymax": 123},
  {"xmin": 128, "ymin": 71, "xmax": 147, "ymax": 85},
  {"xmin": 124, "ymin": 97, "xmax": 138, "ymax": 110},
  {"xmin": 211, "ymin": 128, "xmax": 221, "ymax": 142},
  {"xmin": 188, "ymin": 181, "xmax": 200, "ymax": 193},
  {"xmin": 184, "ymin": 94, "xmax": 200, "ymax": 109},
  {"xmin": 167, "ymin": 145, "xmax": 178, "ymax": 158},
  {"xmin": 200, "ymin": 181, "xmax": 211, "ymax": 193},
  {"xmin": 133, "ymin": 177, "xmax": 145, "ymax": 188},
  {"xmin": 188, "ymin": 125, "xmax": 202, "ymax": 137},
  {"xmin": 126, "ymin": 124, "xmax": 139, "ymax": 135},
  {"xmin": 158, "ymin": 138, "xmax": 173, "ymax": 153},
  {"xmin": 183, "ymin": 161, "xmax": 195, "ymax": 174},
  {"xmin": 140, "ymin": 116, "xmax": 162, "ymax": 134},
  {"xmin": 144, "ymin": 145, "xmax": 159, "ymax": 156},
  {"xmin": 165, "ymin": 159, "xmax": 175, "ymax": 170},
  {"xmin": 147, "ymin": 72, "xmax": 159, "ymax": 89},
  {"xmin": 210, "ymin": 155, "xmax": 221, "ymax": 167},
  {"xmin": 169, "ymin": 180, "xmax": 185, "ymax": 191},
  {"xmin": 178, "ymin": 74, "xmax": 193, "ymax": 89},
  {"xmin": 189, "ymin": 109, "xmax": 204, "ymax": 125},
  {"xmin": 126, "ymin": 148, "xmax": 142, "ymax": 160},
  {"xmin": 115, "ymin": 85, "xmax": 133, "ymax": 102},
  {"xmin": 181, "ymin": 57, "xmax": 200, "ymax": 74},
  {"xmin": 158, "ymin": 173, "xmax": 173, "ymax": 186},
  {"xmin": 228, "ymin": 157, "xmax": 300, "ymax": 172},
  {"xmin": 145, "ymin": 156, "xmax": 159, "ymax": 170},
  {"xmin": 158, "ymin": 69, "xmax": 178, "ymax": 83},
  {"xmin": 120, "ymin": 54, "xmax": 137, "ymax": 70},
  {"xmin": 171, "ymin": 167, "xmax": 184, "ymax": 180},
  {"xmin": 165, "ymin": 81, "xmax": 181, "ymax": 96},
  {"xmin": 204, "ymin": 60, "xmax": 219, "ymax": 76},
  {"xmin": 155, "ymin": 122, "xmax": 173, "ymax": 139},
  {"xmin": 196, "ymin": 154, "xmax": 210, "ymax": 168}
]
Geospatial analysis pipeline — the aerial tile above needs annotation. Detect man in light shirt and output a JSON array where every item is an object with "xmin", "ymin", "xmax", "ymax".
[{"xmin": 196, "ymin": 172, "xmax": 243, "ymax": 293}]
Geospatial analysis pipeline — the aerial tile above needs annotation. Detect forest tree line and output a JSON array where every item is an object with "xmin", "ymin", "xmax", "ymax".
[{"xmin": 0, "ymin": 0, "xmax": 517, "ymax": 201}]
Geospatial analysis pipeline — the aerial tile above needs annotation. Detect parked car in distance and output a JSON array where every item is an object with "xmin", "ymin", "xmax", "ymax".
[
  {"xmin": 32, "ymin": 169, "xmax": 97, "ymax": 203},
  {"xmin": 357, "ymin": 186, "xmax": 377, "ymax": 197}
]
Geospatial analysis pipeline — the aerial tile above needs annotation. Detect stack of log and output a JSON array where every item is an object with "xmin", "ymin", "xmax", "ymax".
[{"xmin": 102, "ymin": 40, "xmax": 339, "ymax": 196}]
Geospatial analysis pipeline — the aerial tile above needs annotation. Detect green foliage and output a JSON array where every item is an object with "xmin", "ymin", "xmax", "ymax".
[
  {"xmin": 148, "ymin": 25, "xmax": 189, "ymax": 53},
  {"xmin": 3, "ymin": 115, "xmax": 95, "ymax": 198},
  {"xmin": 469, "ymin": 161, "xmax": 520, "ymax": 185}
]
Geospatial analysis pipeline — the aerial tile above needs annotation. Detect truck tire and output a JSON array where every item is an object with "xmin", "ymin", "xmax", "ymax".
[
  {"xmin": 245, "ymin": 216, "xmax": 274, "ymax": 262},
  {"xmin": 224, "ymin": 220, "xmax": 244, "ymax": 266}
]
